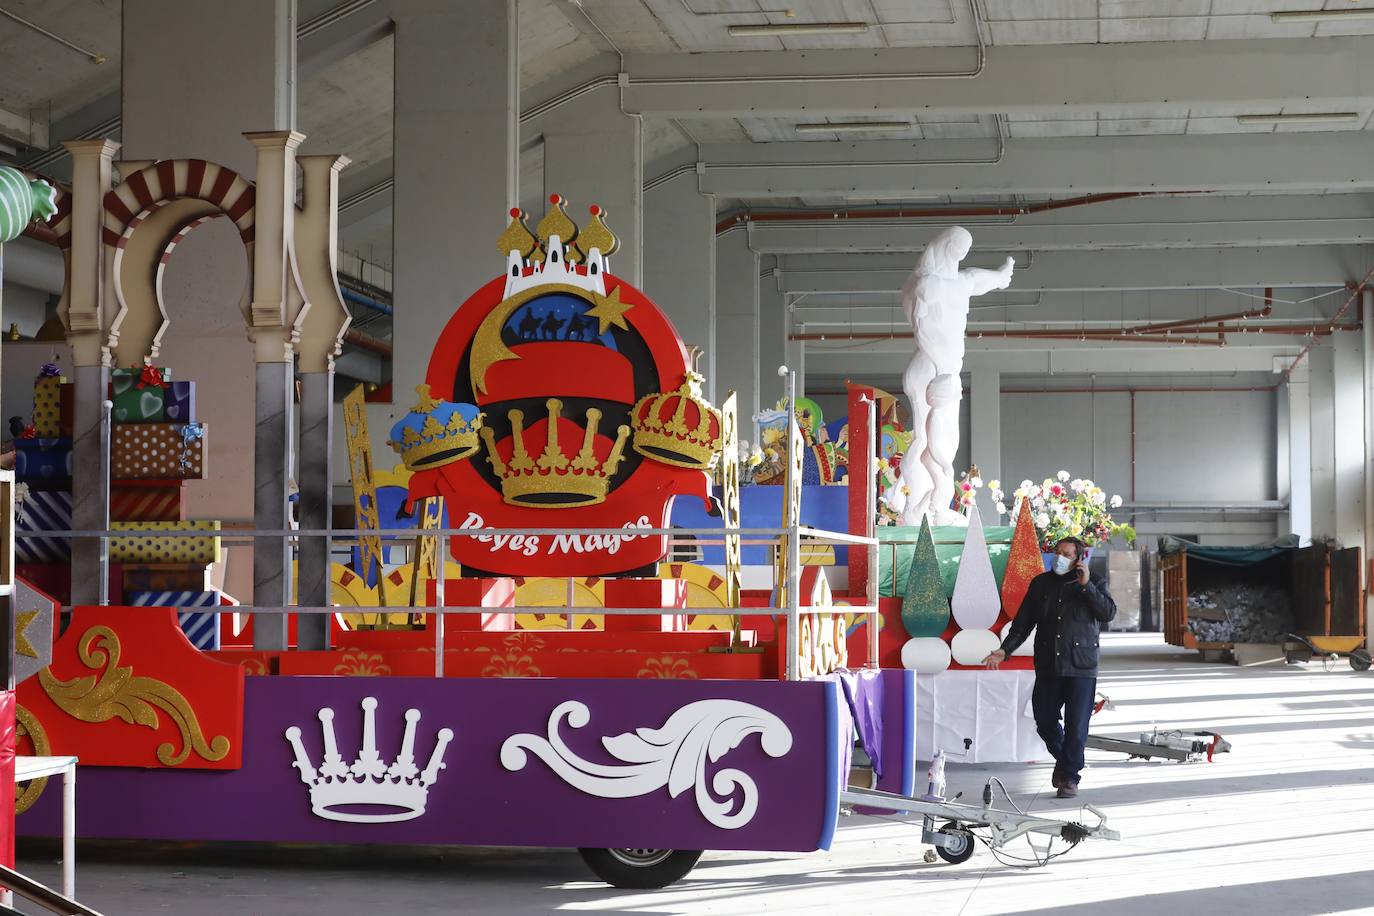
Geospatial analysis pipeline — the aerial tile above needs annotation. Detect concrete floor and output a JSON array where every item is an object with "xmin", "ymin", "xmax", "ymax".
[{"xmin": 16, "ymin": 633, "xmax": 1374, "ymax": 915}]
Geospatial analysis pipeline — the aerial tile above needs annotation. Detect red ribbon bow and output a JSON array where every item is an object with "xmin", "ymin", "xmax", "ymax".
[
  {"xmin": 135, "ymin": 364, "xmax": 166, "ymax": 389},
  {"xmin": 19, "ymin": 424, "xmax": 37, "ymax": 440}
]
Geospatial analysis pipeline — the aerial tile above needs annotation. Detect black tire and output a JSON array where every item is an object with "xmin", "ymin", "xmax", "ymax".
[
  {"xmin": 934, "ymin": 822, "xmax": 976, "ymax": 865},
  {"xmin": 1351, "ymin": 648, "xmax": 1371, "ymax": 671},
  {"xmin": 577, "ymin": 847, "xmax": 704, "ymax": 888}
]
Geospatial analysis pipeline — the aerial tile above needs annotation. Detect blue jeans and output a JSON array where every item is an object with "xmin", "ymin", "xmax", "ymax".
[{"xmin": 1032, "ymin": 674, "xmax": 1096, "ymax": 785}]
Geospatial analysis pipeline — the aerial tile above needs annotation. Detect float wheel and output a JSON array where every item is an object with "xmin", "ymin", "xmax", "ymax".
[{"xmin": 577, "ymin": 847, "xmax": 704, "ymax": 888}]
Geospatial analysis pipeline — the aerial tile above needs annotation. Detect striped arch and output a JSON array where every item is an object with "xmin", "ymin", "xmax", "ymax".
[{"xmin": 102, "ymin": 159, "xmax": 255, "ymax": 248}]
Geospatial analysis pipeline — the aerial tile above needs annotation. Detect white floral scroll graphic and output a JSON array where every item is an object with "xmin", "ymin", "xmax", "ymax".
[{"xmin": 500, "ymin": 699, "xmax": 794, "ymax": 829}]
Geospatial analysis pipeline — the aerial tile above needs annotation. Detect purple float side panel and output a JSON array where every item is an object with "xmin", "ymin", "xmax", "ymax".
[
  {"xmin": 861, "ymin": 669, "xmax": 916, "ymax": 813},
  {"xmin": 21, "ymin": 677, "xmax": 842, "ymax": 853}
]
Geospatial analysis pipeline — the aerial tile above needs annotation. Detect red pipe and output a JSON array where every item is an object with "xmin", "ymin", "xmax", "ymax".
[
  {"xmin": 344, "ymin": 328, "xmax": 392, "ymax": 356},
  {"xmin": 789, "ymin": 330, "xmax": 1225, "ymax": 346},
  {"xmin": 714, "ymin": 191, "xmax": 1194, "ymax": 235},
  {"xmin": 1283, "ymin": 269, "xmax": 1374, "ymax": 380}
]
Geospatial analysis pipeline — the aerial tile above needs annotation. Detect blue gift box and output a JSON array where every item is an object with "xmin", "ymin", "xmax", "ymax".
[
  {"xmin": 14, "ymin": 438, "xmax": 72, "ymax": 489},
  {"xmin": 164, "ymin": 380, "xmax": 196, "ymax": 423},
  {"xmin": 16, "ymin": 489, "xmax": 72, "ymax": 563},
  {"xmin": 127, "ymin": 589, "xmax": 223, "ymax": 650}
]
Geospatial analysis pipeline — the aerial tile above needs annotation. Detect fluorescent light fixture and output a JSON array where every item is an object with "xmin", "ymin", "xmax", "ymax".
[
  {"xmin": 1271, "ymin": 8, "xmax": 1374, "ymax": 22},
  {"xmin": 796, "ymin": 121, "xmax": 912, "ymax": 134},
  {"xmin": 1236, "ymin": 111, "xmax": 1361, "ymax": 124},
  {"xmin": 728, "ymin": 21, "xmax": 869, "ymax": 36}
]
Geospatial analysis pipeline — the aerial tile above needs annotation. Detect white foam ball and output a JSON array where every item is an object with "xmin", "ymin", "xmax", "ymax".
[
  {"xmin": 999, "ymin": 621, "xmax": 1035, "ymax": 656},
  {"xmin": 951, "ymin": 628, "xmax": 1002, "ymax": 666},
  {"xmin": 901, "ymin": 637, "xmax": 951, "ymax": 674}
]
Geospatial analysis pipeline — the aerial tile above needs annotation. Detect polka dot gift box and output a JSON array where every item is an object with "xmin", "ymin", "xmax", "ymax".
[
  {"xmin": 111, "ymin": 423, "xmax": 206, "ymax": 479},
  {"xmin": 109, "ymin": 520, "xmax": 221, "ymax": 564}
]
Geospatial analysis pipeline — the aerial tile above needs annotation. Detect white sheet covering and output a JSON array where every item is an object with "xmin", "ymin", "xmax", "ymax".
[{"xmin": 915, "ymin": 670, "xmax": 1048, "ymax": 763}]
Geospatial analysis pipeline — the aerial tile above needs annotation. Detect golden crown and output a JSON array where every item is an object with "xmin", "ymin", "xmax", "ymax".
[
  {"xmin": 388, "ymin": 385, "xmax": 484, "ymax": 471},
  {"xmin": 479, "ymin": 398, "xmax": 631, "ymax": 507},
  {"xmin": 631, "ymin": 372, "xmax": 722, "ymax": 471}
]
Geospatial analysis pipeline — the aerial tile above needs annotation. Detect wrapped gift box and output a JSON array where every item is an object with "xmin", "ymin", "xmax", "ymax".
[
  {"xmin": 111, "ymin": 423, "xmax": 205, "ymax": 479},
  {"xmin": 14, "ymin": 438, "xmax": 72, "ymax": 489},
  {"xmin": 16, "ymin": 489, "xmax": 72, "ymax": 563},
  {"xmin": 32, "ymin": 375, "xmax": 67, "ymax": 437},
  {"xmin": 128, "ymin": 590, "xmax": 225, "ymax": 650},
  {"xmin": 110, "ymin": 520, "xmax": 220, "ymax": 564},
  {"xmin": 110, "ymin": 480, "xmax": 183, "ymax": 522},
  {"xmin": 111, "ymin": 366, "xmax": 170, "ymax": 423},
  {"xmin": 164, "ymin": 381, "xmax": 196, "ymax": 424},
  {"xmin": 18, "ymin": 563, "xmax": 123, "ymax": 606},
  {"xmin": 122, "ymin": 563, "xmax": 211, "ymax": 593}
]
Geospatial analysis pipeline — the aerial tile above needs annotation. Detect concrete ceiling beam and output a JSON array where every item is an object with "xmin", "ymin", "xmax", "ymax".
[
  {"xmin": 687, "ymin": 132, "xmax": 1374, "ymax": 198},
  {"xmin": 621, "ymin": 37, "xmax": 1374, "ymax": 118},
  {"xmin": 0, "ymin": 103, "xmax": 47, "ymax": 150},
  {"xmin": 800, "ymin": 345, "xmax": 1296, "ymax": 375}
]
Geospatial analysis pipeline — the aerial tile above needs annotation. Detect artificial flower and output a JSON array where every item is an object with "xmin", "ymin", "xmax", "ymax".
[
  {"xmin": 1110, "ymin": 494, "xmax": 1123, "ymax": 508},
  {"xmin": 1057, "ymin": 470, "xmax": 1070, "ymax": 482}
]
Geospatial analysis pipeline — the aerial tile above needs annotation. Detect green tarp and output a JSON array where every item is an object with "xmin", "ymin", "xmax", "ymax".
[
  {"xmin": 878, "ymin": 524, "xmax": 1016, "ymax": 599},
  {"xmin": 1156, "ymin": 534, "xmax": 1299, "ymax": 567}
]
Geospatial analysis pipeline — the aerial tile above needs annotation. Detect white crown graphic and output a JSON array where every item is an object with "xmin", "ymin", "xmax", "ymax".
[{"xmin": 284, "ymin": 697, "xmax": 454, "ymax": 824}]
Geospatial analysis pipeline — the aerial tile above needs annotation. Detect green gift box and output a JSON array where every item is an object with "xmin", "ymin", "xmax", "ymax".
[{"xmin": 111, "ymin": 366, "xmax": 170, "ymax": 423}]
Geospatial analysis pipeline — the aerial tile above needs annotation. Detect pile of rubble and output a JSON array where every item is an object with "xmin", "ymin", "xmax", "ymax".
[{"xmin": 1187, "ymin": 584, "xmax": 1294, "ymax": 644}]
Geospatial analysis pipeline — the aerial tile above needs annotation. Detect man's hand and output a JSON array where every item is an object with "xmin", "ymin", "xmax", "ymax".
[
  {"xmin": 1075, "ymin": 561, "xmax": 1090, "ymax": 586},
  {"xmin": 983, "ymin": 649, "xmax": 1006, "ymax": 669}
]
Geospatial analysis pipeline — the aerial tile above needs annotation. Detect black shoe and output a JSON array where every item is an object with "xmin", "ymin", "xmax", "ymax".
[
  {"xmin": 1056, "ymin": 783, "xmax": 1079, "ymax": 799},
  {"xmin": 1051, "ymin": 767, "xmax": 1065, "ymax": 790}
]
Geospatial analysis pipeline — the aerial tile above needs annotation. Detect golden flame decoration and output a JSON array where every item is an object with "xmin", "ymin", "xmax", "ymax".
[{"xmin": 39, "ymin": 625, "xmax": 232, "ymax": 767}]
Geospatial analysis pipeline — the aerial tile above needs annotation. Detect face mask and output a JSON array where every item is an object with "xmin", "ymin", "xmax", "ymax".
[{"xmin": 1053, "ymin": 554, "xmax": 1074, "ymax": 576}]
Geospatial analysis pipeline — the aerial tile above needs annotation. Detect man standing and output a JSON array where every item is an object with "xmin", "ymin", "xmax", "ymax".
[{"xmin": 983, "ymin": 537, "xmax": 1116, "ymax": 799}]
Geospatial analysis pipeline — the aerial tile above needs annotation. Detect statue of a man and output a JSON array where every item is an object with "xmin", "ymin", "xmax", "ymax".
[{"xmin": 898, "ymin": 227, "xmax": 1014, "ymax": 527}]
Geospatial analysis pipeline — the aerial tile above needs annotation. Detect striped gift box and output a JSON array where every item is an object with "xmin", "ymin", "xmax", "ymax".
[
  {"xmin": 110, "ymin": 480, "xmax": 182, "ymax": 522},
  {"xmin": 128, "ymin": 590, "xmax": 223, "ymax": 650},
  {"xmin": 16, "ymin": 490, "xmax": 72, "ymax": 563}
]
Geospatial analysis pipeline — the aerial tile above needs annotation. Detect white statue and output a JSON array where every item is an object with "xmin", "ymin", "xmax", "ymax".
[{"xmin": 899, "ymin": 227, "xmax": 1014, "ymax": 527}]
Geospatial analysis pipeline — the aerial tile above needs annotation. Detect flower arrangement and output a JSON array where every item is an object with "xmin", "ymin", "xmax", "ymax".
[{"xmin": 1012, "ymin": 470, "xmax": 1135, "ymax": 550}]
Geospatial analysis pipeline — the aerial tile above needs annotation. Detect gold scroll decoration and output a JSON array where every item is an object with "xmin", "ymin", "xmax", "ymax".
[
  {"xmin": 720, "ymin": 393, "xmax": 743, "ymax": 643},
  {"xmin": 14, "ymin": 705, "xmax": 51, "ymax": 814},
  {"xmin": 39, "ymin": 625, "xmax": 231, "ymax": 767},
  {"xmin": 343, "ymin": 384, "xmax": 384, "ymax": 585}
]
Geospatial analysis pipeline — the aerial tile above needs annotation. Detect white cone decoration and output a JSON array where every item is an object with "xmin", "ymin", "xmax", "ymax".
[
  {"xmin": 999, "ymin": 621, "xmax": 1035, "ymax": 656},
  {"xmin": 901, "ymin": 637, "xmax": 952, "ymax": 674},
  {"xmin": 951, "ymin": 628, "xmax": 1001, "ymax": 666},
  {"xmin": 950, "ymin": 505, "xmax": 1001, "ymax": 630}
]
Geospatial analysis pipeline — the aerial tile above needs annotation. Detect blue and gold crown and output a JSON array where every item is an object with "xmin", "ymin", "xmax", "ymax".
[{"xmin": 388, "ymin": 384, "xmax": 483, "ymax": 471}]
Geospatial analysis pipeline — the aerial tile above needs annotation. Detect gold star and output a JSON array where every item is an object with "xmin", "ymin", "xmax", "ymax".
[
  {"xmin": 15, "ymin": 610, "xmax": 40, "ymax": 658},
  {"xmin": 586, "ymin": 285, "xmax": 633, "ymax": 335}
]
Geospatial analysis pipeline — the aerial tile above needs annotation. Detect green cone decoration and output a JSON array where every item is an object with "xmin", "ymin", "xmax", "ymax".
[{"xmin": 900, "ymin": 517, "xmax": 950, "ymax": 638}]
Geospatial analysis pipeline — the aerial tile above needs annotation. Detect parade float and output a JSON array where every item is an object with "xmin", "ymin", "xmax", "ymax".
[{"xmin": 5, "ymin": 137, "xmax": 1117, "ymax": 889}]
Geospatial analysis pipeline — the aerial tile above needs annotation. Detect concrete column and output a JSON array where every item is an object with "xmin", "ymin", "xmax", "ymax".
[
  {"xmin": 969, "ymin": 368, "xmax": 1001, "ymax": 519},
  {"xmin": 1276, "ymin": 383, "xmax": 1291, "ymax": 539},
  {"xmin": 122, "ymin": 0, "xmax": 294, "ymax": 609},
  {"xmin": 758, "ymin": 259, "xmax": 786, "ymax": 411},
  {"xmin": 540, "ymin": 89, "xmax": 642, "ymax": 286},
  {"xmin": 254, "ymin": 361, "xmax": 294, "ymax": 647},
  {"xmin": 1310, "ymin": 344, "xmax": 1337, "ymax": 540},
  {"xmin": 63, "ymin": 140, "xmax": 118, "ymax": 605},
  {"xmin": 1286, "ymin": 369, "xmax": 1312, "ymax": 546},
  {"xmin": 784, "ymin": 301, "xmax": 805, "ymax": 400},
  {"xmin": 390, "ymin": 0, "xmax": 517, "ymax": 432},
  {"xmin": 715, "ymin": 228, "xmax": 758, "ymax": 438},
  {"xmin": 1333, "ymin": 327, "xmax": 1366, "ymax": 552},
  {"xmin": 643, "ymin": 170, "xmax": 714, "ymax": 381}
]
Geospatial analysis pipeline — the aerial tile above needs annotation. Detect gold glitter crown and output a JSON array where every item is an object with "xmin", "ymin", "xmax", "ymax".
[
  {"xmin": 479, "ymin": 398, "xmax": 631, "ymax": 507},
  {"xmin": 630, "ymin": 372, "xmax": 722, "ymax": 471},
  {"xmin": 388, "ymin": 385, "xmax": 484, "ymax": 471}
]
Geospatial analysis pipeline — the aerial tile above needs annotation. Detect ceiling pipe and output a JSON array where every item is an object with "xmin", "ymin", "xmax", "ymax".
[
  {"xmin": 790, "ymin": 330, "xmax": 1226, "ymax": 347},
  {"xmin": 715, "ymin": 191, "xmax": 1188, "ymax": 235},
  {"xmin": 1282, "ymin": 266, "xmax": 1374, "ymax": 380},
  {"xmin": 343, "ymin": 328, "xmax": 392, "ymax": 356}
]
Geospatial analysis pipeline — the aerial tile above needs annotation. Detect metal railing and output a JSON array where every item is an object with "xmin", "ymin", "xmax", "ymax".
[{"xmin": 0, "ymin": 864, "xmax": 102, "ymax": 916}]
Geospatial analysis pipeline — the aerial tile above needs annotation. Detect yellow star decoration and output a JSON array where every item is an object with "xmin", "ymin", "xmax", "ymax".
[
  {"xmin": 15, "ymin": 610, "xmax": 40, "ymax": 658},
  {"xmin": 586, "ymin": 286, "xmax": 633, "ymax": 335}
]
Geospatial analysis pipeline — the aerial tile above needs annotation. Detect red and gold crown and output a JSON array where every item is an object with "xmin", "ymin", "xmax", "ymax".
[
  {"xmin": 631, "ymin": 372, "xmax": 722, "ymax": 471},
  {"xmin": 479, "ymin": 398, "xmax": 631, "ymax": 507}
]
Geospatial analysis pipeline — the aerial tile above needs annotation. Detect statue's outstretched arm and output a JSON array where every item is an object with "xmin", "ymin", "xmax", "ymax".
[{"xmin": 960, "ymin": 256, "xmax": 1016, "ymax": 296}]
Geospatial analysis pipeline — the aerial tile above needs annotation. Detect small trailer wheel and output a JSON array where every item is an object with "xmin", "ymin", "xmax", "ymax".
[
  {"xmin": 578, "ymin": 847, "xmax": 704, "ymax": 888},
  {"xmin": 934, "ymin": 822, "xmax": 976, "ymax": 865},
  {"xmin": 1351, "ymin": 648, "xmax": 1371, "ymax": 672}
]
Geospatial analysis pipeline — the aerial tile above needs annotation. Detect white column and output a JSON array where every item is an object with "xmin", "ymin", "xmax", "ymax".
[
  {"xmin": 1276, "ymin": 382, "xmax": 1291, "ymax": 539},
  {"xmin": 643, "ymin": 169, "xmax": 714, "ymax": 379},
  {"xmin": 1286, "ymin": 371, "xmax": 1312, "ymax": 545},
  {"xmin": 758, "ymin": 259, "xmax": 786, "ymax": 411},
  {"xmin": 540, "ymin": 89, "xmax": 643, "ymax": 286},
  {"xmin": 122, "ymin": 0, "xmax": 294, "ymax": 609},
  {"xmin": 1364, "ymin": 290, "xmax": 1374, "ymax": 648},
  {"xmin": 970, "ymin": 368, "xmax": 1002, "ymax": 519},
  {"xmin": 1309, "ymin": 344, "xmax": 1337, "ymax": 540},
  {"xmin": 715, "ymin": 228, "xmax": 759, "ymax": 437},
  {"xmin": 1333, "ymin": 326, "xmax": 1366, "ymax": 550},
  {"xmin": 390, "ymin": 0, "xmax": 517, "ymax": 433}
]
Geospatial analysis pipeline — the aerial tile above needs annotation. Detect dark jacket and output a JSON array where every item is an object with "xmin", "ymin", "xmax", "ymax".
[{"xmin": 1000, "ymin": 570, "xmax": 1117, "ymax": 678}]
